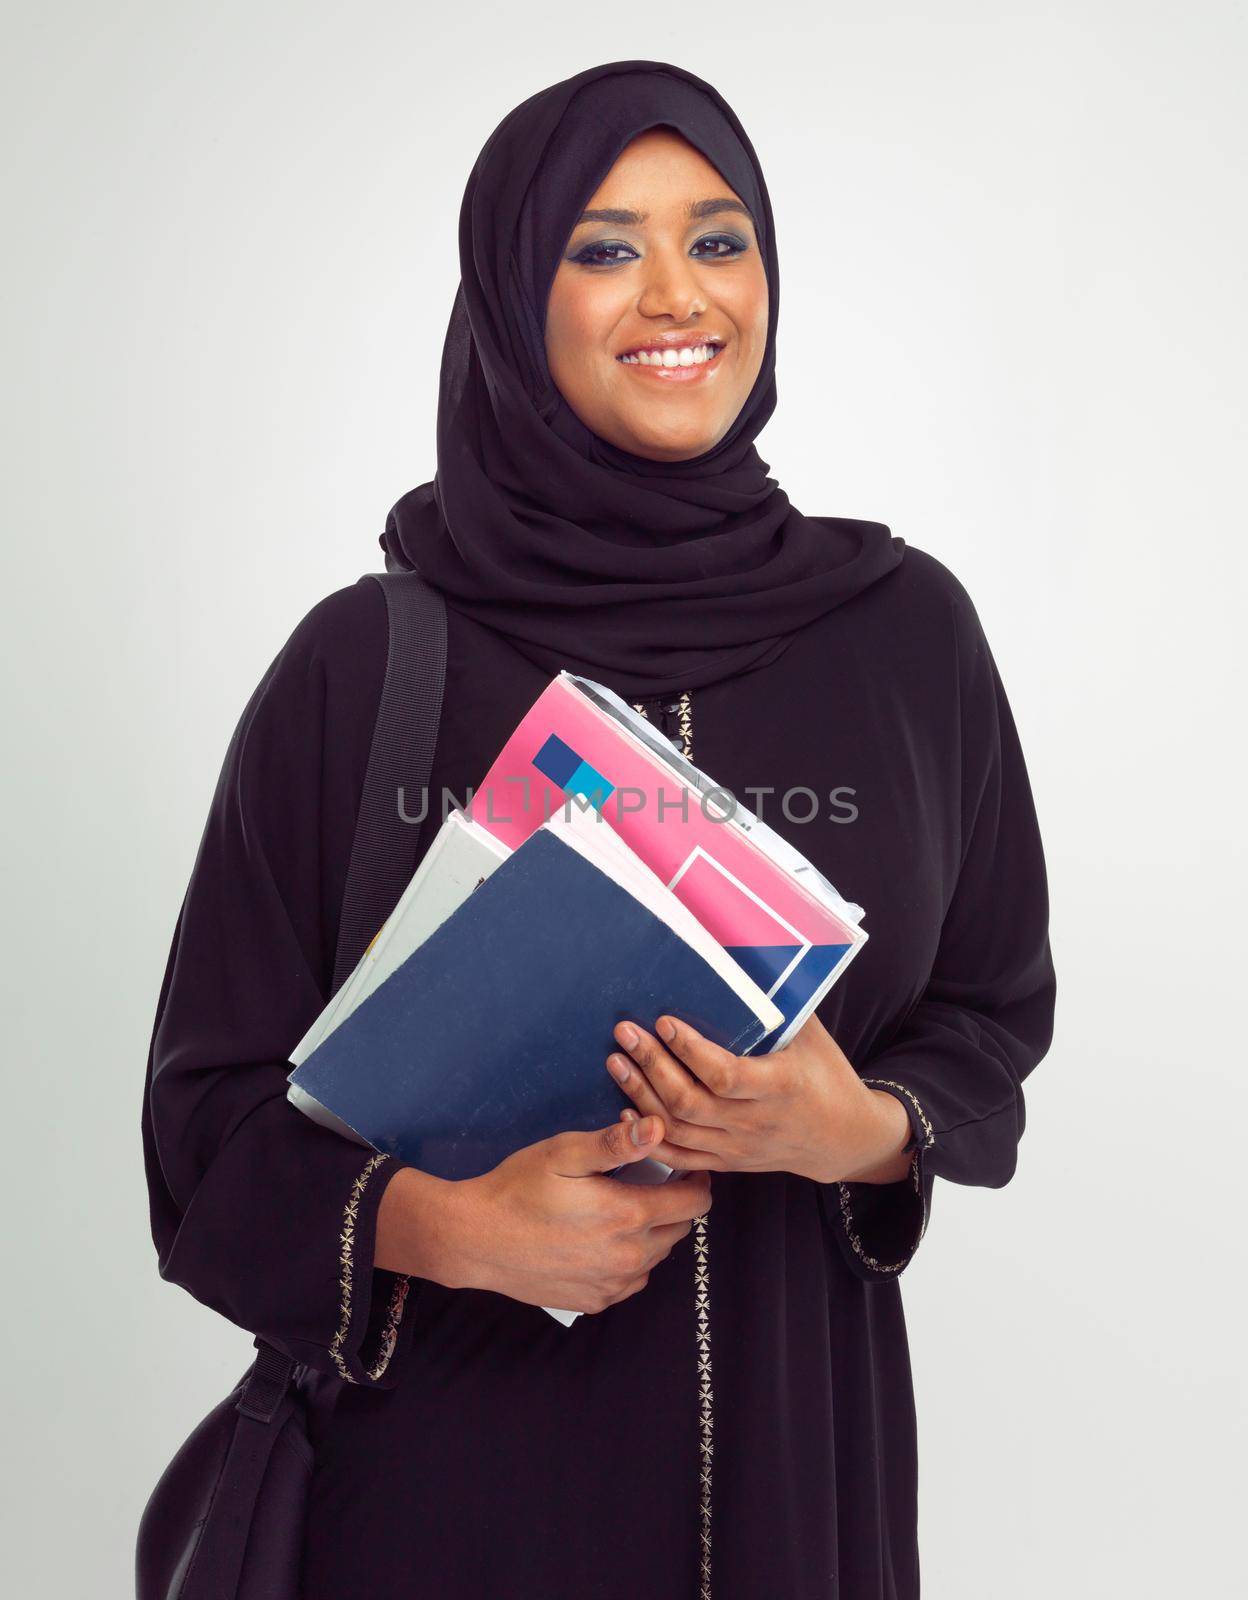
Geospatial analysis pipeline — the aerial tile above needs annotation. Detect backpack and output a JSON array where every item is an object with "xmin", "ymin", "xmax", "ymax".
[{"xmin": 135, "ymin": 569, "xmax": 447, "ymax": 1600}]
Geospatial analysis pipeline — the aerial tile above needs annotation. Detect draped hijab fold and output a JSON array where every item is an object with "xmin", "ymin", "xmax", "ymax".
[{"xmin": 380, "ymin": 59, "xmax": 903, "ymax": 698}]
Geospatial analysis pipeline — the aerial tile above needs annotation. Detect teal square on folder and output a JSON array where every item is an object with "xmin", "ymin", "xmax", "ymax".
[{"xmin": 566, "ymin": 758, "xmax": 614, "ymax": 809}]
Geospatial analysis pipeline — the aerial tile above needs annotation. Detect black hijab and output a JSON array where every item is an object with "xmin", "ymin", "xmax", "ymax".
[{"xmin": 379, "ymin": 59, "xmax": 903, "ymax": 699}]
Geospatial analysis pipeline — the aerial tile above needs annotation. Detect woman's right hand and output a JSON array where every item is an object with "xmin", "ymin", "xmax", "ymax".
[{"xmin": 382, "ymin": 1115, "xmax": 712, "ymax": 1314}]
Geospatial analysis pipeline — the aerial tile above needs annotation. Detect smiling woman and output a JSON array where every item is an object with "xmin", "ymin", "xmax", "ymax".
[
  {"xmin": 546, "ymin": 130, "xmax": 769, "ymax": 459},
  {"xmin": 141, "ymin": 57, "xmax": 1055, "ymax": 1600}
]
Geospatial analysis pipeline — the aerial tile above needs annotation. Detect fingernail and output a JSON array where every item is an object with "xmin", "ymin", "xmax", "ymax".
[
  {"xmin": 657, "ymin": 1017, "xmax": 676, "ymax": 1041},
  {"xmin": 618, "ymin": 1023, "xmax": 638, "ymax": 1048},
  {"xmin": 631, "ymin": 1116, "xmax": 652, "ymax": 1146},
  {"xmin": 607, "ymin": 1056, "xmax": 630, "ymax": 1083},
  {"xmin": 620, "ymin": 1108, "xmax": 638, "ymax": 1123}
]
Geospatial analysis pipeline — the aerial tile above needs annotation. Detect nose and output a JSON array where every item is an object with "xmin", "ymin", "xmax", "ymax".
[{"xmin": 636, "ymin": 245, "xmax": 708, "ymax": 323}]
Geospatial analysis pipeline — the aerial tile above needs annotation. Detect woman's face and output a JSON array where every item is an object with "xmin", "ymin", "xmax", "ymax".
[{"xmin": 544, "ymin": 127, "xmax": 769, "ymax": 462}]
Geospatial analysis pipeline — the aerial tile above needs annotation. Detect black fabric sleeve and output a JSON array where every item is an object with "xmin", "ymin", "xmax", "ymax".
[
  {"xmin": 140, "ymin": 579, "xmax": 422, "ymax": 1386},
  {"xmin": 828, "ymin": 581, "xmax": 1057, "ymax": 1282}
]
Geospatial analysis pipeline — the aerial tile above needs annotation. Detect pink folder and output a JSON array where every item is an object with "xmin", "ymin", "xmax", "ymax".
[{"xmin": 465, "ymin": 673, "xmax": 867, "ymax": 1051}]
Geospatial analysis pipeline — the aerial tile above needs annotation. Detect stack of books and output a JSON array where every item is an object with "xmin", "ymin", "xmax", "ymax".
[{"xmin": 286, "ymin": 672, "xmax": 868, "ymax": 1323}]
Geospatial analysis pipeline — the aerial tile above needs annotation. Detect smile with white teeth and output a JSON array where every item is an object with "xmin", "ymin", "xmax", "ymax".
[{"xmin": 616, "ymin": 343, "xmax": 723, "ymax": 367}]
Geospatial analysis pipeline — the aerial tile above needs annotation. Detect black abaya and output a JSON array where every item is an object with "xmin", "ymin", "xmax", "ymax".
[{"xmin": 141, "ymin": 542, "xmax": 1056, "ymax": 1599}]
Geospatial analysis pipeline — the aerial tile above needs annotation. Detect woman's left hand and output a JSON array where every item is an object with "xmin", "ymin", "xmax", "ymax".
[{"xmin": 606, "ymin": 1012, "xmax": 913, "ymax": 1185}]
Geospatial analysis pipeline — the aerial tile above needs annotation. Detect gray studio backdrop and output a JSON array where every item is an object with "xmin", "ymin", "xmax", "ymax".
[{"xmin": 4, "ymin": 3, "xmax": 1244, "ymax": 1595}]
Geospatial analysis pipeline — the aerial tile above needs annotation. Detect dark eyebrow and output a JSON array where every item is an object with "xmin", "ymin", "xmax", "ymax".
[{"xmin": 573, "ymin": 197, "xmax": 754, "ymax": 227}]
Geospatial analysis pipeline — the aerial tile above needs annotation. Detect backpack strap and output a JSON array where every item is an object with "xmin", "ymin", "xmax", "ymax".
[
  {"xmin": 332, "ymin": 571, "xmax": 448, "ymax": 997},
  {"xmin": 171, "ymin": 574, "xmax": 448, "ymax": 1600},
  {"xmin": 246, "ymin": 573, "xmax": 445, "ymax": 1388},
  {"xmin": 180, "ymin": 1338, "xmax": 306, "ymax": 1599}
]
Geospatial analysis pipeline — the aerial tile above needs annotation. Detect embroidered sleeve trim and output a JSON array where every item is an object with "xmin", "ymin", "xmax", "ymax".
[
  {"xmin": 863, "ymin": 1076, "xmax": 935, "ymax": 1150},
  {"xmin": 328, "ymin": 1151, "xmax": 411, "ymax": 1384},
  {"xmin": 836, "ymin": 1079, "xmax": 936, "ymax": 1276}
]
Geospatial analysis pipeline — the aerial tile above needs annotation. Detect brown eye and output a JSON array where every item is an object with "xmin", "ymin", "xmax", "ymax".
[
  {"xmin": 571, "ymin": 240, "xmax": 640, "ymax": 268},
  {"xmin": 691, "ymin": 234, "xmax": 748, "ymax": 260}
]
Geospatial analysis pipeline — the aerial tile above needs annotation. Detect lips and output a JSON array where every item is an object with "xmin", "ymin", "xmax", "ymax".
[{"xmin": 616, "ymin": 341, "xmax": 725, "ymax": 369}]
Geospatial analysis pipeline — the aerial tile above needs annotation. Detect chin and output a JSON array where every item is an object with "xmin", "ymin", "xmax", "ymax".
[
  {"xmin": 635, "ymin": 439, "xmax": 716, "ymax": 462},
  {"xmin": 617, "ymin": 414, "xmax": 723, "ymax": 462}
]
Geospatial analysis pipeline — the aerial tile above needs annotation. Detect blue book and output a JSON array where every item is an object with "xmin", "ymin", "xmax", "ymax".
[{"xmin": 287, "ymin": 813, "xmax": 784, "ymax": 1183}]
